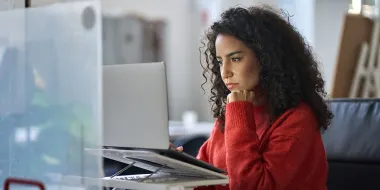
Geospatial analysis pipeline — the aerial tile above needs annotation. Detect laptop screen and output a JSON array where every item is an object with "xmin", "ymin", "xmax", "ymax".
[{"xmin": 102, "ymin": 62, "xmax": 170, "ymax": 150}]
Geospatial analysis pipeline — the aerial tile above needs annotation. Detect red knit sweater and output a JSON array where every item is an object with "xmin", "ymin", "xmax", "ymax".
[{"xmin": 195, "ymin": 101, "xmax": 327, "ymax": 190}]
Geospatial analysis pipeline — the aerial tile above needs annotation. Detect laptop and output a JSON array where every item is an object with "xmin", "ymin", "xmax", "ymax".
[
  {"xmin": 91, "ymin": 62, "xmax": 228, "ymax": 186},
  {"xmin": 102, "ymin": 61, "xmax": 169, "ymax": 150}
]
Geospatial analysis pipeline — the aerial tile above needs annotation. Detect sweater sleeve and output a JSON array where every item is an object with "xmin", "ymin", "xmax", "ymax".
[
  {"xmin": 196, "ymin": 122, "xmax": 217, "ymax": 162},
  {"xmin": 196, "ymin": 139, "xmax": 209, "ymax": 162},
  {"xmin": 224, "ymin": 101, "xmax": 316, "ymax": 190},
  {"xmin": 195, "ymin": 140, "xmax": 214, "ymax": 190}
]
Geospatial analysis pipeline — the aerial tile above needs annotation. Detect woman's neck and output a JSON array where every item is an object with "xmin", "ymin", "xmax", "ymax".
[{"xmin": 253, "ymin": 90, "xmax": 266, "ymax": 106}]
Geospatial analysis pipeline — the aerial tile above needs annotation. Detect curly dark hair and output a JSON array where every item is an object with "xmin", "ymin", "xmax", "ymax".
[{"xmin": 200, "ymin": 5, "xmax": 333, "ymax": 131}]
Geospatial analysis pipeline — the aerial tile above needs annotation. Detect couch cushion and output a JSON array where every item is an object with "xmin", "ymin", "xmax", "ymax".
[
  {"xmin": 323, "ymin": 98, "xmax": 380, "ymax": 162},
  {"xmin": 327, "ymin": 161, "xmax": 380, "ymax": 190}
]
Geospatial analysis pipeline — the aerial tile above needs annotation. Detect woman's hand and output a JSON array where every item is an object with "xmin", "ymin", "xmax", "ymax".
[
  {"xmin": 170, "ymin": 143, "xmax": 183, "ymax": 152},
  {"xmin": 227, "ymin": 90, "xmax": 255, "ymax": 103}
]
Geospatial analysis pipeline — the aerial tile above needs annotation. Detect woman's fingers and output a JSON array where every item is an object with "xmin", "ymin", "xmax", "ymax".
[
  {"xmin": 170, "ymin": 143, "xmax": 183, "ymax": 152},
  {"xmin": 176, "ymin": 146, "xmax": 183, "ymax": 152}
]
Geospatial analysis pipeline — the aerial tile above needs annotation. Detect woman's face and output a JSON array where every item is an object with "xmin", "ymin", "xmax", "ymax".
[{"xmin": 215, "ymin": 34, "xmax": 261, "ymax": 92}]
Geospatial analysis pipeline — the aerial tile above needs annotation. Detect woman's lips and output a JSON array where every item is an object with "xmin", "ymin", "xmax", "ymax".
[{"xmin": 226, "ymin": 83, "xmax": 238, "ymax": 90}]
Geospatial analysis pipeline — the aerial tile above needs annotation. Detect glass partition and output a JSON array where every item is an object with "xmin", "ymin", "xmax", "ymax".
[{"xmin": 0, "ymin": 0, "xmax": 103, "ymax": 189}]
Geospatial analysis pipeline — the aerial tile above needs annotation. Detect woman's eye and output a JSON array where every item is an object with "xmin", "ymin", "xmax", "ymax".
[
  {"xmin": 231, "ymin": 58, "xmax": 241, "ymax": 62},
  {"xmin": 217, "ymin": 60, "xmax": 223, "ymax": 65}
]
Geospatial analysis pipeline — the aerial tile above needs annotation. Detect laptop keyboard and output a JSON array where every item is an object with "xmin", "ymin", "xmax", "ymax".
[
  {"xmin": 105, "ymin": 173, "xmax": 179, "ymax": 183},
  {"xmin": 103, "ymin": 173, "xmax": 215, "ymax": 184}
]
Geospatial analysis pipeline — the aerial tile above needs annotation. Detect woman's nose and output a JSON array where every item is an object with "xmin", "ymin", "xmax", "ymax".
[{"xmin": 221, "ymin": 62, "xmax": 232, "ymax": 79}]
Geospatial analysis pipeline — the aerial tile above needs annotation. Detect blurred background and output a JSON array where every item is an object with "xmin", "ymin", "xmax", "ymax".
[
  {"xmin": 1, "ymin": 0, "xmax": 375, "ymax": 122},
  {"xmin": 96, "ymin": 0, "xmax": 380, "ymax": 123},
  {"xmin": 0, "ymin": 0, "xmax": 380, "ymax": 189},
  {"xmin": 98, "ymin": 0, "xmax": 377, "ymax": 122}
]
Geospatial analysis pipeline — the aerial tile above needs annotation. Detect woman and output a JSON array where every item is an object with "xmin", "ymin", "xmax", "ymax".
[{"xmin": 195, "ymin": 5, "xmax": 333, "ymax": 190}]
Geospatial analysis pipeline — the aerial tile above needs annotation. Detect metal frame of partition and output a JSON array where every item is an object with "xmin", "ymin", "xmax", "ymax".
[{"xmin": 25, "ymin": 0, "xmax": 30, "ymax": 8}]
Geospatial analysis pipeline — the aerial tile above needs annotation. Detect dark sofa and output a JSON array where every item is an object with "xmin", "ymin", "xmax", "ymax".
[
  {"xmin": 171, "ymin": 98, "xmax": 380, "ymax": 190},
  {"xmin": 323, "ymin": 98, "xmax": 380, "ymax": 190}
]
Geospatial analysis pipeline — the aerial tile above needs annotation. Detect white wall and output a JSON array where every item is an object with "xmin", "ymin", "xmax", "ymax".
[
  {"xmin": 220, "ymin": 0, "xmax": 277, "ymax": 10},
  {"xmin": 102, "ymin": 0, "xmax": 199, "ymax": 121},
  {"xmin": 0, "ymin": 0, "xmax": 24, "ymax": 9},
  {"xmin": 278, "ymin": 0, "xmax": 349, "ymax": 95},
  {"xmin": 314, "ymin": 0, "xmax": 348, "ymax": 94},
  {"xmin": 277, "ymin": 0, "xmax": 315, "ymax": 47}
]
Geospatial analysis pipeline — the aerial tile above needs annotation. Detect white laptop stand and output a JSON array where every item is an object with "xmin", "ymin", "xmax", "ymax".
[
  {"xmin": 61, "ymin": 148, "xmax": 229, "ymax": 190},
  {"xmin": 102, "ymin": 162, "xmax": 205, "ymax": 190},
  {"xmin": 99, "ymin": 148, "xmax": 229, "ymax": 190}
]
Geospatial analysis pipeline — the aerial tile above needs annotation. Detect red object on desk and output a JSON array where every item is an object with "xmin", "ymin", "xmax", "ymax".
[{"xmin": 4, "ymin": 178, "xmax": 45, "ymax": 190}]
